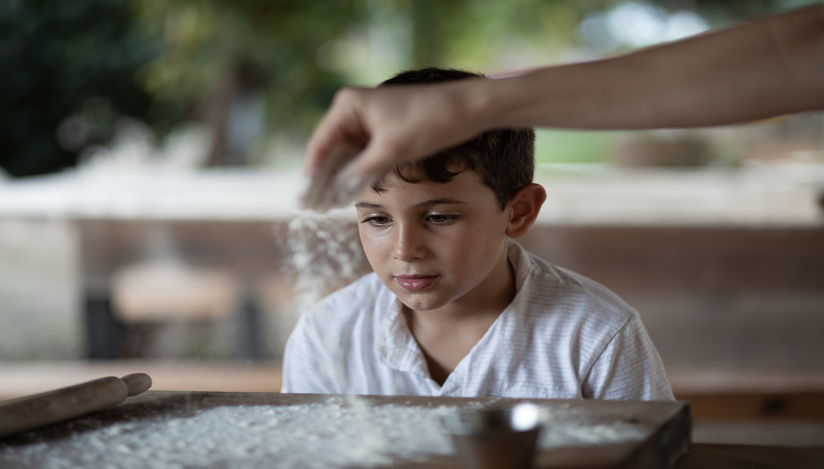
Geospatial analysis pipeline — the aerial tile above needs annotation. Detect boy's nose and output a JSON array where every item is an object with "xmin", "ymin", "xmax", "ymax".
[{"xmin": 393, "ymin": 225, "xmax": 426, "ymax": 261}]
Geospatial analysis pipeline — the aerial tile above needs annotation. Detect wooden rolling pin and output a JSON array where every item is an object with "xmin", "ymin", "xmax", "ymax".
[{"xmin": 0, "ymin": 373, "xmax": 152, "ymax": 439}]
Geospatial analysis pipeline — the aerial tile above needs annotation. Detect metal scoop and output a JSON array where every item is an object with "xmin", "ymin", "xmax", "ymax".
[{"xmin": 443, "ymin": 403, "xmax": 544, "ymax": 469}]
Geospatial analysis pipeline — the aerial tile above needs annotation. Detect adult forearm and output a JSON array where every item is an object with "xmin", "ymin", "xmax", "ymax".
[{"xmin": 474, "ymin": 4, "xmax": 824, "ymax": 131}]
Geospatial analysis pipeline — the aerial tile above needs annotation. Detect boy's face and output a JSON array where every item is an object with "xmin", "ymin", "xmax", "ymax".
[{"xmin": 355, "ymin": 169, "xmax": 511, "ymax": 312}]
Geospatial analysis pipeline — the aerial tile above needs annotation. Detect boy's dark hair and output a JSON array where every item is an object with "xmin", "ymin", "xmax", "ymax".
[{"xmin": 373, "ymin": 67, "xmax": 535, "ymax": 210}]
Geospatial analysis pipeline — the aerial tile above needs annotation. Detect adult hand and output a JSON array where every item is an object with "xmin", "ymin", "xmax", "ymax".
[{"xmin": 300, "ymin": 80, "xmax": 489, "ymax": 211}]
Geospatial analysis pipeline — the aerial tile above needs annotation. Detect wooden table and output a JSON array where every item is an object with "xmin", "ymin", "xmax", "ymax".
[
  {"xmin": 677, "ymin": 444, "xmax": 824, "ymax": 469},
  {"xmin": 0, "ymin": 391, "xmax": 690, "ymax": 468}
]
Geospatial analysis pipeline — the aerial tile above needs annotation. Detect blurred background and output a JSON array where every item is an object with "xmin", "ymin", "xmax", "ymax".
[{"xmin": 1, "ymin": 0, "xmax": 823, "ymax": 447}]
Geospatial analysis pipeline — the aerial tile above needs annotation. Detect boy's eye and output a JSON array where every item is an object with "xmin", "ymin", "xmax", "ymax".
[
  {"xmin": 362, "ymin": 216, "xmax": 391, "ymax": 226},
  {"xmin": 426, "ymin": 214, "xmax": 458, "ymax": 224}
]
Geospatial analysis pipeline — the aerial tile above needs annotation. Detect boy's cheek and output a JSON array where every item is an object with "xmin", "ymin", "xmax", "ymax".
[
  {"xmin": 360, "ymin": 233, "xmax": 395, "ymax": 262},
  {"xmin": 356, "ymin": 228, "xmax": 378, "ymax": 258},
  {"xmin": 361, "ymin": 249, "xmax": 383, "ymax": 276}
]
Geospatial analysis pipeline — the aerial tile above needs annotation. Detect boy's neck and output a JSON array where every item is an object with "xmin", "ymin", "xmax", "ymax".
[{"xmin": 401, "ymin": 244, "xmax": 516, "ymax": 385}]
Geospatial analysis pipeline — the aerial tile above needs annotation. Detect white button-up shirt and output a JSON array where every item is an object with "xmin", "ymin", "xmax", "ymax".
[{"xmin": 282, "ymin": 241, "xmax": 674, "ymax": 401}]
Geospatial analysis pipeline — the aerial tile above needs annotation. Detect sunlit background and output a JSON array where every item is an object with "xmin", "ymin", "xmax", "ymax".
[{"xmin": 1, "ymin": 0, "xmax": 823, "ymax": 447}]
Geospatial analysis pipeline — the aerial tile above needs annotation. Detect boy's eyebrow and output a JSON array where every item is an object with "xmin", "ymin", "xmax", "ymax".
[
  {"xmin": 355, "ymin": 201, "xmax": 384, "ymax": 209},
  {"xmin": 354, "ymin": 198, "xmax": 466, "ymax": 210},
  {"xmin": 414, "ymin": 197, "xmax": 466, "ymax": 208}
]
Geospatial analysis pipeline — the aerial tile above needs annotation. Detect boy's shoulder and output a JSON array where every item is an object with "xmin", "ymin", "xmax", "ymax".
[{"xmin": 510, "ymin": 242, "xmax": 638, "ymax": 329}]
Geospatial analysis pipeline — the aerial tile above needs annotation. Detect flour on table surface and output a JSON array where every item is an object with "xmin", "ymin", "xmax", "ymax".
[
  {"xmin": 0, "ymin": 400, "xmax": 649, "ymax": 469},
  {"xmin": 0, "ymin": 401, "xmax": 453, "ymax": 469}
]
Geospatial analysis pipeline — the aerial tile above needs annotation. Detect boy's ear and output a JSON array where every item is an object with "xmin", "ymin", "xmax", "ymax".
[{"xmin": 505, "ymin": 184, "xmax": 546, "ymax": 238}]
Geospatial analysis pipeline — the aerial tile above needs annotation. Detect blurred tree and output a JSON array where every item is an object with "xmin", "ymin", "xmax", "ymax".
[
  {"xmin": 410, "ymin": 0, "xmax": 595, "ymax": 70},
  {"xmin": 0, "ymin": 0, "xmax": 175, "ymax": 178},
  {"xmin": 135, "ymin": 0, "xmax": 367, "ymax": 166}
]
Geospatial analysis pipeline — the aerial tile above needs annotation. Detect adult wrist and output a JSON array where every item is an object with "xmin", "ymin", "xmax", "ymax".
[
  {"xmin": 445, "ymin": 77, "xmax": 501, "ymax": 135},
  {"xmin": 471, "ymin": 69, "xmax": 563, "ymax": 131}
]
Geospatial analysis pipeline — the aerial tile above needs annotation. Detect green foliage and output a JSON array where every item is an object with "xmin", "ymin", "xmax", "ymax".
[
  {"xmin": 0, "ymin": 0, "xmax": 173, "ymax": 177},
  {"xmin": 134, "ymin": 0, "xmax": 367, "ymax": 141}
]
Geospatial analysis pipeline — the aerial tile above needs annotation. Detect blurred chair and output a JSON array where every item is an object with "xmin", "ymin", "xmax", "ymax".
[
  {"xmin": 106, "ymin": 258, "xmax": 263, "ymax": 360},
  {"xmin": 113, "ymin": 258, "xmax": 238, "ymax": 321}
]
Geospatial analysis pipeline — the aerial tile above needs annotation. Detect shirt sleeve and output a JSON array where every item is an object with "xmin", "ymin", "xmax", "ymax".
[
  {"xmin": 281, "ymin": 312, "xmax": 344, "ymax": 394},
  {"xmin": 581, "ymin": 316, "xmax": 675, "ymax": 401}
]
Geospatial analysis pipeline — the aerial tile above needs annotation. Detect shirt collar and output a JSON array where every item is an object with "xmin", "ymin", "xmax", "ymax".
[{"xmin": 377, "ymin": 297, "xmax": 430, "ymax": 375}]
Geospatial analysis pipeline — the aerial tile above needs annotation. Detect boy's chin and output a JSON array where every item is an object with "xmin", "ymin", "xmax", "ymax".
[{"xmin": 396, "ymin": 292, "xmax": 450, "ymax": 312}]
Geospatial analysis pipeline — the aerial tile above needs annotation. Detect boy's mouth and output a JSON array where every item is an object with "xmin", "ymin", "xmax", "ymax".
[{"xmin": 395, "ymin": 275, "xmax": 439, "ymax": 291}]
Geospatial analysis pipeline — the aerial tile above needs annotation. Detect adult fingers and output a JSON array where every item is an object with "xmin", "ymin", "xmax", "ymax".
[
  {"xmin": 300, "ymin": 141, "xmax": 364, "ymax": 211},
  {"xmin": 303, "ymin": 112, "xmax": 353, "ymax": 176},
  {"xmin": 302, "ymin": 136, "xmax": 401, "ymax": 212},
  {"xmin": 303, "ymin": 88, "xmax": 368, "ymax": 175}
]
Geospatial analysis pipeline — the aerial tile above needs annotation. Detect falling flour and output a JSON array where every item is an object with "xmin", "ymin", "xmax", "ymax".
[
  {"xmin": 0, "ymin": 400, "xmax": 648, "ymax": 469},
  {"xmin": 283, "ymin": 213, "xmax": 365, "ymax": 315},
  {"xmin": 279, "ymin": 213, "xmax": 367, "ymax": 393}
]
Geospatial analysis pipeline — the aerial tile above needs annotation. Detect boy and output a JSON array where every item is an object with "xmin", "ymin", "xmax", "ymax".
[{"xmin": 282, "ymin": 68, "xmax": 673, "ymax": 400}]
